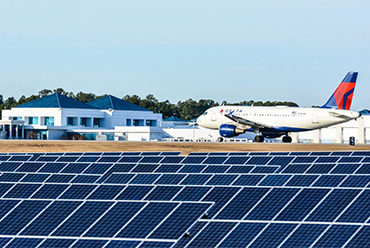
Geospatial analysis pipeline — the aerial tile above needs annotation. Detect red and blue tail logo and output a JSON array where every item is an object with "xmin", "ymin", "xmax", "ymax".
[{"xmin": 321, "ymin": 71, "xmax": 358, "ymax": 110}]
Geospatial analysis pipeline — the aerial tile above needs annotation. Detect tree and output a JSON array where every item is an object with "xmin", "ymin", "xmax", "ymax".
[
  {"xmin": 0, "ymin": 94, "xmax": 3, "ymax": 105},
  {"xmin": 38, "ymin": 89, "xmax": 52, "ymax": 98},
  {"xmin": 2, "ymin": 97, "xmax": 17, "ymax": 109},
  {"xmin": 140, "ymin": 94, "xmax": 158, "ymax": 112},
  {"xmin": 53, "ymin": 88, "xmax": 68, "ymax": 95},
  {"xmin": 75, "ymin": 92, "xmax": 97, "ymax": 103},
  {"xmin": 123, "ymin": 95, "xmax": 141, "ymax": 105}
]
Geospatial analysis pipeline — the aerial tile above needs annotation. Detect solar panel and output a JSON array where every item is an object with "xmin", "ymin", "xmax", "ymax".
[
  {"xmin": 232, "ymin": 175, "xmax": 265, "ymax": 186},
  {"xmin": 258, "ymin": 175, "xmax": 292, "ymax": 186},
  {"xmin": 246, "ymin": 156, "xmax": 272, "ymax": 165},
  {"xmin": 56, "ymin": 156, "xmax": 80, "ymax": 162},
  {"xmin": 187, "ymin": 222, "xmax": 237, "ymax": 247},
  {"xmin": 224, "ymin": 156, "xmax": 250, "ymax": 165},
  {"xmin": 313, "ymin": 175, "xmax": 346, "ymax": 187},
  {"xmin": 181, "ymin": 174, "xmax": 212, "ymax": 185},
  {"xmin": 313, "ymin": 225, "xmax": 359, "ymax": 247},
  {"xmin": 144, "ymin": 186, "xmax": 183, "ymax": 201},
  {"xmin": 202, "ymin": 165, "xmax": 230, "ymax": 173},
  {"xmin": 71, "ymin": 175, "xmax": 101, "ymax": 183},
  {"xmin": 46, "ymin": 174, "xmax": 75, "ymax": 183},
  {"xmin": 139, "ymin": 156, "xmax": 164, "ymax": 163},
  {"xmin": 160, "ymin": 156, "xmax": 184, "ymax": 164},
  {"xmin": 284, "ymin": 175, "xmax": 319, "ymax": 187},
  {"xmin": 249, "ymin": 223, "xmax": 298, "ymax": 247},
  {"xmin": 206, "ymin": 175, "xmax": 238, "ymax": 186},
  {"xmin": 182, "ymin": 156, "xmax": 207, "ymax": 164},
  {"xmin": 0, "ymin": 173, "xmax": 25, "ymax": 182},
  {"xmin": 219, "ymin": 223, "xmax": 267, "ymax": 247},
  {"xmin": 16, "ymin": 162, "xmax": 45, "ymax": 172},
  {"xmin": 130, "ymin": 174, "xmax": 161, "ymax": 184},
  {"xmin": 116, "ymin": 186, "xmax": 154, "ymax": 200},
  {"xmin": 202, "ymin": 156, "xmax": 228, "ymax": 165},
  {"xmin": 280, "ymin": 224, "xmax": 329, "ymax": 248},
  {"xmin": 155, "ymin": 174, "xmax": 186, "ymax": 185}
]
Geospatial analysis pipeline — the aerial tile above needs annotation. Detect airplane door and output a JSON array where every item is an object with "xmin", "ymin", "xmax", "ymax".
[
  {"xmin": 211, "ymin": 112, "xmax": 217, "ymax": 122},
  {"xmin": 312, "ymin": 110, "xmax": 319, "ymax": 124}
]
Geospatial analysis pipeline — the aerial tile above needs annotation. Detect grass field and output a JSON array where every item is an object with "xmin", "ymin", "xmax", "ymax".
[{"xmin": 0, "ymin": 140, "xmax": 369, "ymax": 155}]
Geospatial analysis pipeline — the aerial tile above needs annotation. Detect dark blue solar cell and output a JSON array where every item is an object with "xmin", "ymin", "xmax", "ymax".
[
  {"xmin": 173, "ymin": 186, "xmax": 212, "ymax": 201},
  {"xmin": 249, "ymin": 223, "xmax": 297, "ymax": 248},
  {"xmin": 6, "ymin": 238, "xmax": 44, "ymax": 247},
  {"xmin": 0, "ymin": 200, "xmax": 20, "ymax": 219},
  {"xmin": 245, "ymin": 188, "xmax": 299, "ymax": 221},
  {"xmin": 306, "ymin": 189, "xmax": 360, "ymax": 222},
  {"xmin": 160, "ymin": 156, "xmax": 184, "ymax": 164},
  {"xmin": 116, "ymin": 186, "xmax": 154, "ymax": 200},
  {"xmin": 4, "ymin": 183, "xmax": 41, "ymax": 198},
  {"xmin": 250, "ymin": 152, "xmax": 269, "ymax": 156},
  {"xmin": 281, "ymin": 164, "xmax": 311, "ymax": 173},
  {"xmin": 132, "ymin": 164, "xmax": 160, "ymax": 172},
  {"xmin": 154, "ymin": 164, "xmax": 183, "ymax": 173},
  {"xmin": 77, "ymin": 156, "xmax": 100, "ymax": 162},
  {"xmin": 141, "ymin": 152, "xmax": 161, "ymax": 156},
  {"xmin": 174, "ymin": 221, "xmax": 208, "ymax": 248},
  {"xmin": 206, "ymin": 175, "xmax": 238, "ymax": 185},
  {"xmin": 314, "ymin": 225, "xmax": 359, "ymax": 247},
  {"xmin": 268, "ymin": 152, "xmax": 290, "ymax": 155},
  {"xmin": 118, "ymin": 156, "xmax": 142, "ymax": 163},
  {"xmin": 341, "ymin": 175, "xmax": 370, "ymax": 188},
  {"xmin": 15, "ymin": 162, "xmax": 45, "ymax": 172},
  {"xmin": 232, "ymin": 175, "xmax": 265, "ymax": 186},
  {"xmin": 144, "ymin": 186, "xmax": 182, "ymax": 201},
  {"xmin": 88, "ymin": 185, "xmax": 126, "ymax": 200},
  {"xmin": 0, "ymin": 173, "xmax": 25, "ymax": 182},
  {"xmin": 0, "ymin": 162, "xmax": 22, "ymax": 171},
  {"xmin": 105, "ymin": 240, "xmax": 141, "ymax": 248},
  {"xmin": 60, "ymin": 163, "xmax": 91, "ymax": 173},
  {"xmin": 331, "ymin": 163, "xmax": 361, "ymax": 174},
  {"xmin": 31, "ymin": 184, "xmax": 69, "ymax": 199},
  {"xmin": 139, "ymin": 156, "xmax": 164, "ymax": 163},
  {"xmin": 116, "ymin": 202, "xmax": 178, "ymax": 238},
  {"xmin": 246, "ymin": 156, "xmax": 271, "ymax": 165},
  {"xmin": 21, "ymin": 174, "xmax": 50, "ymax": 183},
  {"xmin": 8, "ymin": 155, "xmax": 32, "ymax": 161},
  {"xmin": 258, "ymin": 175, "xmax": 292, "ymax": 186},
  {"xmin": 140, "ymin": 242, "xmax": 174, "ymax": 248},
  {"xmin": 71, "ymin": 175, "xmax": 100, "ymax": 183},
  {"xmin": 130, "ymin": 174, "xmax": 161, "ymax": 184},
  {"xmin": 0, "ymin": 156, "xmax": 10, "ymax": 161},
  {"xmin": 160, "ymin": 152, "xmax": 182, "ymax": 156},
  {"xmin": 179, "ymin": 164, "xmax": 206, "ymax": 173},
  {"xmin": 202, "ymin": 165, "xmax": 230, "ymax": 173},
  {"xmin": 155, "ymin": 174, "xmax": 186, "ymax": 185},
  {"xmin": 356, "ymin": 164, "xmax": 370, "ymax": 174},
  {"xmin": 27, "ymin": 153, "xmax": 43, "ymax": 161},
  {"xmin": 188, "ymin": 152, "xmax": 209, "ymax": 156},
  {"xmin": 149, "ymin": 203, "xmax": 212, "ymax": 240},
  {"xmin": 84, "ymin": 152, "xmax": 102, "ymax": 156},
  {"xmin": 250, "ymin": 166, "xmax": 279, "ymax": 173},
  {"xmin": 0, "ymin": 183, "xmax": 14, "ymax": 197},
  {"xmin": 337, "ymin": 190, "xmax": 370, "ymax": 223},
  {"xmin": 275, "ymin": 188, "xmax": 330, "ymax": 221},
  {"xmin": 98, "ymin": 156, "xmax": 121, "ymax": 163},
  {"xmin": 51, "ymin": 201, "xmax": 113, "ymax": 237},
  {"xmin": 38, "ymin": 162, "xmax": 68, "ymax": 173},
  {"xmin": 268, "ymin": 157, "xmax": 294, "ymax": 167},
  {"xmin": 107, "ymin": 163, "xmax": 137, "ymax": 173},
  {"xmin": 228, "ymin": 152, "xmax": 249, "ymax": 156},
  {"xmin": 72, "ymin": 239, "xmax": 108, "ymax": 247},
  {"xmin": 202, "ymin": 156, "xmax": 228, "ymax": 165},
  {"xmin": 181, "ymin": 174, "xmax": 212, "ymax": 185},
  {"xmin": 0, "ymin": 200, "xmax": 50, "ymax": 235},
  {"xmin": 352, "ymin": 151, "xmax": 370, "ymax": 156},
  {"xmin": 83, "ymin": 163, "xmax": 113, "ymax": 174},
  {"xmin": 65, "ymin": 152, "xmax": 84, "ymax": 156},
  {"xmin": 339, "ymin": 157, "xmax": 363, "ymax": 163},
  {"xmin": 292, "ymin": 156, "xmax": 318, "ymax": 163},
  {"xmin": 306, "ymin": 163, "xmax": 336, "ymax": 174},
  {"xmin": 315, "ymin": 156, "xmax": 341, "ymax": 163},
  {"xmin": 44, "ymin": 153, "xmax": 64, "ymax": 156},
  {"xmin": 56, "ymin": 156, "xmax": 79, "ymax": 162},
  {"xmin": 280, "ymin": 224, "xmax": 329, "ymax": 248},
  {"xmin": 216, "ymin": 187, "xmax": 270, "ymax": 220},
  {"xmin": 188, "ymin": 222, "xmax": 237, "ymax": 247},
  {"xmin": 59, "ymin": 184, "xmax": 98, "ymax": 199},
  {"xmin": 313, "ymin": 175, "xmax": 346, "ymax": 187},
  {"xmin": 202, "ymin": 186, "xmax": 241, "ymax": 218},
  {"xmin": 225, "ymin": 166, "xmax": 253, "ymax": 174},
  {"xmin": 21, "ymin": 201, "xmax": 82, "ymax": 236},
  {"xmin": 38, "ymin": 238, "xmax": 76, "ymax": 247},
  {"xmin": 209, "ymin": 152, "xmax": 230, "ymax": 156},
  {"xmin": 332, "ymin": 151, "xmax": 353, "ymax": 156},
  {"xmin": 311, "ymin": 151, "xmax": 331, "ymax": 156},
  {"xmin": 285, "ymin": 175, "xmax": 319, "ymax": 187},
  {"xmin": 46, "ymin": 174, "xmax": 75, "ymax": 183},
  {"xmin": 346, "ymin": 226, "xmax": 370, "ymax": 247},
  {"xmin": 37, "ymin": 156, "xmax": 59, "ymax": 162},
  {"xmin": 224, "ymin": 156, "xmax": 250, "ymax": 165},
  {"xmin": 290, "ymin": 152, "xmax": 310, "ymax": 156},
  {"xmin": 104, "ymin": 174, "xmax": 135, "ymax": 184},
  {"xmin": 84, "ymin": 201, "xmax": 145, "ymax": 238},
  {"xmin": 218, "ymin": 223, "xmax": 267, "ymax": 248},
  {"xmin": 182, "ymin": 156, "xmax": 207, "ymax": 164}
]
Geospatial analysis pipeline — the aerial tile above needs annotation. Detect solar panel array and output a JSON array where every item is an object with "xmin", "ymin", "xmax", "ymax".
[{"xmin": 1, "ymin": 150, "xmax": 370, "ymax": 247}]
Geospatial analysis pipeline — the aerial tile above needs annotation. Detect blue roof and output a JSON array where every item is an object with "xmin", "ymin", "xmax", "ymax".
[
  {"xmin": 14, "ymin": 93, "xmax": 97, "ymax": 109},
  {"xmin": 87, "ymin": 95, "xmax": 150, "ymax": 111},
  {"xmin": 164, "ymin": 116, "xmax": 186, "ymax": 122}
]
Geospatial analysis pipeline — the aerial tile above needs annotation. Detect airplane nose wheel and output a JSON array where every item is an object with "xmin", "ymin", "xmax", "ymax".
[
  {"xmin": 216, "ymin": 137, "xmax": 224, "ymax": 142},
  {"xmin": 282, "ymin": 136, "xmax": 292, "ymax": 143},
  {"xmin": 254, "ymin": 135, "xmax": 264, "ymax": 143}
]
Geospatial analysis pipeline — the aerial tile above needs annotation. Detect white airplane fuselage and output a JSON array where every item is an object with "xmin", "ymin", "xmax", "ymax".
[{"xmin": 197, "ymin": 105, "xmax": 361, "ymax": 133}]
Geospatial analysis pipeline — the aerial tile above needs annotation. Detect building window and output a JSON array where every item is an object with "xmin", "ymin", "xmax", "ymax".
[
  {"xmin": 67, "ymin": 117, "xmax": 77, "ymax": 126},
  {"xmin": 146, "ymin": 120, "xmax": 157, "ymax": 127},
  {"xmin": 133, "ymin": 119, "xmax": 144, "ymax": 126},
  {"xmin": 93, "ymin": 118, "xmax": 103, "ymax": 127},
  {"xmin": 44, "ymin": 117, "xmax": 54, "ymax": 126},
  {"xmin": 80, "ymin": 118, "xmax": 91, "ymax": 127},
  {"xmin": 12, "ymin": 117, "xmax": 22, "ymax": 120},
  {"xmin": 126, "ymin": 119, "xmax": 132, "ymax": 126},
  {"xmin": 28, "ymin": 117, "xmax": 39, "ymax": 125}
]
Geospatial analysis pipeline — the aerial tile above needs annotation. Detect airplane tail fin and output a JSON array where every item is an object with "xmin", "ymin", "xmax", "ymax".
[{"xmin": 321, "ymin": 71, "xmax": 358, "ymax": 110}]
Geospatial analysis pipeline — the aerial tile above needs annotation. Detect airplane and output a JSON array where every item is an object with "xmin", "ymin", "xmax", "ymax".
[{"xmin": 196, "ymin": 71, "xmax": 361, "ymax": 143}]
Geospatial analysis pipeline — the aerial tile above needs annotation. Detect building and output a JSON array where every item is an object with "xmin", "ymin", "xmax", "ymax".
[{"xmin": 0, "ymin": 93, "xmax": 162, "ymax": 141}]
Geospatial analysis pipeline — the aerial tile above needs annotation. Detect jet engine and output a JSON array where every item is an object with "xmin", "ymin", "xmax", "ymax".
[{"xmin": 219, "ymin": 124, "xmax": 245, "ymax": 137}]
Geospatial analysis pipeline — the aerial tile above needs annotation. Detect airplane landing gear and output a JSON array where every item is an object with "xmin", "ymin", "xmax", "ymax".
[
  {"xmin": 254, "ymin": 135, "xmax": 264, "ymax": 143},
  {"xmin": 216, "ymin": 137, "xmax": 224, "ymax": 142},
  {"xmin": 282, "ymin": 136, "xmax": 292, "ymax": 143}
]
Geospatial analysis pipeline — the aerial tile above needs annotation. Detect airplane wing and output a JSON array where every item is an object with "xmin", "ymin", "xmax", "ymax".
[{"xmin": 224, "ymin": 111, "xmax": 272, "ymax": 129}]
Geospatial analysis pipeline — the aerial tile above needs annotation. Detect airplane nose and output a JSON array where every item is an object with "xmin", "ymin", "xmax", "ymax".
[{"xmin": 197, "ymin": 116, "xmax": 203, "ymax": 125}]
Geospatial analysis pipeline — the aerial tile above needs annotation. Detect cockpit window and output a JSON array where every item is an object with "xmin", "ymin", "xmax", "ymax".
[{"xmin": 203, "ymin": 112, "xmax": 208, "ymax": 115}]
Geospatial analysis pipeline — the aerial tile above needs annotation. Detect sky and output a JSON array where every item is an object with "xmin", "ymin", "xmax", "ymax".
[{"xmin": 0, "ymin": 0, "xmax": 369, "ymax": 110}]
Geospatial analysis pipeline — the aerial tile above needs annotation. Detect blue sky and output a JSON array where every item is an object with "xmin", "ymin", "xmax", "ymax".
[{"xmin": 1, "ymin": 0, "xmax": 369, "ymax": 110}]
